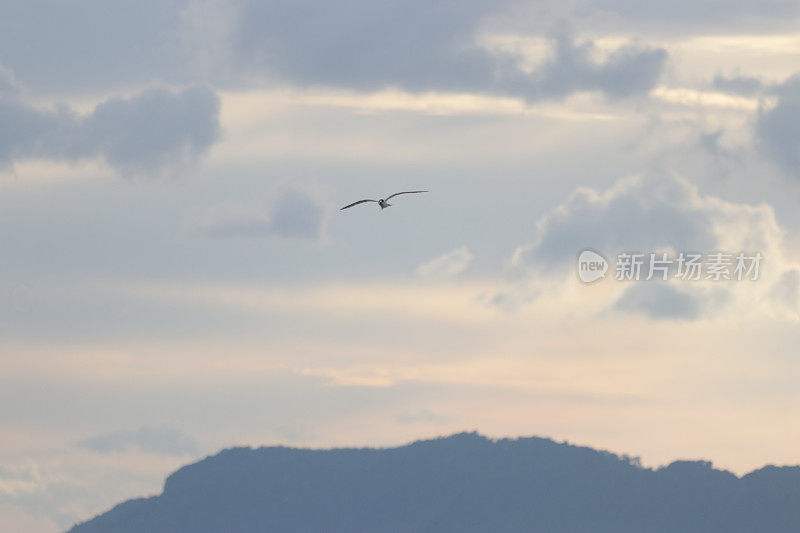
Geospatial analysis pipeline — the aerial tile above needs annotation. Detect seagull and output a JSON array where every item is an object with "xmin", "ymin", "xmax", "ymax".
[{"xmin": 340, "ymin": 190, "xmax": 428, "ymax": 211}]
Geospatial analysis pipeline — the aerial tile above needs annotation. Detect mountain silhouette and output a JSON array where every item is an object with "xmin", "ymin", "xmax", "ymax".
[{"xmin": 68, "ymin": 432, "xmax": 800, "ymax": 532}]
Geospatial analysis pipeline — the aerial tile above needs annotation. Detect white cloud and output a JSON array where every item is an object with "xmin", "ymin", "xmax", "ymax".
[
  {"xmin": 417, "ymin": 246, "xmax": 474, "ymax": 280},
  {"xmin": 511, "ymin": 173, "xmax": 796, "ymax": 320},
  {"xmin": 513, "ymin": 173, "xmax": 782, "ymax": 269},
  {"xmin": 0, "ymin": 62, "xmax": 21, "ymax": 96}
]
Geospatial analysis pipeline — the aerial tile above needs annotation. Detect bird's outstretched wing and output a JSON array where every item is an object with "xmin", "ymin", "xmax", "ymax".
[
  {"xmin": 384, "ymin": 190, "xmax": 429, "ymax": 201},
  {"xmin": 340, "ymin": 199, "xmax": 378, "ymax": 210}
]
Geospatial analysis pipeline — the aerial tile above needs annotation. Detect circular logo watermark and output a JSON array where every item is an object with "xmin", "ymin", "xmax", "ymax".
[{"xmin": 577, "ymin": 249, "xmax": 609, "ymax": 283}]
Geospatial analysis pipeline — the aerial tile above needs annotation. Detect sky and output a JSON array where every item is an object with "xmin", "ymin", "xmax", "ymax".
[{"xmin": 2, "ymin": 0, "xmax": 800, "ymax": 531}]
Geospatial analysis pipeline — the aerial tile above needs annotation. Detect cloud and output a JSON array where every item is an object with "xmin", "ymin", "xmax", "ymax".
[
  {"xmin": 395, "ymin": 409, "xmax": 453, "ymax": 424},
  {"xmin": 768, "ymin": 269, "xmax": 800, "ymax": 310},
  {"xmin": 0, "ymin": 85, "xmax": 220, "ymax": 176},
  {"xmin": 587, "ymin": 0, "xmax": 800, "ymax": 27},
  {"xmin": 613, "ymin": 282, "xmax": 702, "ymax": 320},
  {"xmin": 202, "ymin": 190, "xmax": 326, "ymax": 241},
  {"xmin": 0, "ymin": 507, "xmax": 58, "ymax": 533},
  {"xmin": 235, "ymin": 0, "xmax": 507, "ymax": 93},
  {"xmin": 515, "ymin": 32, "xmax": 667, "ymax": 100},
  {"xmin": 417, "ymin": 246, "xmax": 473, "ymax": 280},
  {"xmin": 712, "ymin": 74, "xmax": 764, "ymax": 96},
  {"xmin": 511, "ymin": 173, "xmax": 789, "ymax": 319},
  {"xmin": 513, "ymin": 174, "xmax": 720, "ymax": 270},
  {"xmin": 700, "ymin": 130, "xmax": 726, "ymax": 156},
  {"xmin": 236, "ymin": 1, "xmax": 666, "ymax": 101},
  {"xmin": 0, "ymin": 2, "xmax": 667, "ymax": 102},
  {"xmin": 514, "ymin": 173, "xmax": 786, "ymax": 274},
  {"xmin": 0, "ymin": 464, "xmax": 42, "ymax": 497},
  {"xmin": 83, "ymin": 86, "xmax": 221, "ymax": 175},
  {"xmin": 0, "ymin": 63, "xmax": 20, "ymax": 96},
  {"xmin": 483, "ymin": 289, "xmax": 538, "ymax": 313},
  {"xmin": 78, "ymin": 427, "xmax": 197, "ymax": 456},
  {"xmin": 756, "ymin": 74, "xmax": 800, "ymax": 180}
]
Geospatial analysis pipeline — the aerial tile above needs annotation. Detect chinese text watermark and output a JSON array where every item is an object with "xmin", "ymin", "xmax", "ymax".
[{"xmin": 578, "ymin": 250, "xmax": 762, "ymax": 283}]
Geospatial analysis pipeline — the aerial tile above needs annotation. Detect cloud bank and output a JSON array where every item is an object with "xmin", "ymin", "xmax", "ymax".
[
  {"xmin": 236, "ymin": 2, "xmax": 667, "ymax": 101},
  {"xmin": 513, "ymin": 174, "xmax": 721, "ymax": 270},
  {"xmin": 78, "ymin": 427, "xmax": 197, "ymax": 456},
  {"xmin": 512, "ymin": 173, "xmax": 790, "ymax": 319},
  {"xmin": 0, "ymin": 86, "xmax": 220, "ymax": 176},
  {"xmin": 518, "ymin": 32, "xmax": 667, "ymax": 100},
  {"xmin": 756, "ymin": 74, "xmax": 800, "ymax": 181},
  {"xmin": 0, "ymin": 1, "xmax": 667, "ymax": 102}
]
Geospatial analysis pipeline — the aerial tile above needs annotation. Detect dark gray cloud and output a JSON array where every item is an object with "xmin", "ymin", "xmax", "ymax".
[
  {"xmin": 0, "ymin": 86, "xmax": 220, "ymax": 175},
  {"xmin": 235, "ymin": 1, "xmax": 666, "ymax": 101},
  {"xmin": 202, "ymin": 191, "xmax": 326, "ymax": 241},
  {"xmin": 78, "ymin": 427, "xmax": 197, "ymax": 456},
  {"xmin": 712, "ymin": 74, "xmax": 764, "ymax": 96},
  {"xmin": 700, "ymin": 130, "xmax": 725, "ymax": 155},
  {"xmin": 756, "ymin": 74, "xmax": 800, "ymax": 180},
  {"xmin": 84, "ymin": 86, "xmax": 221, "ymax": 174},
  {"xmin": 236, "ymin": 0, "xmax": 506, "ymax": 93},
  {"xmin": 0, "ymin": 1, "xmax": 666, "ymax": 102},
  {"xmin": 613, "ymin": 282, "xmax": 701, "ymax": 320},
  {"xmin": 517, "ymin": 32, "xmax": 667, "ymax": 100},
  {"xmin": 2, "ymin": 0, "xmax": 508, "ymax": 93}
]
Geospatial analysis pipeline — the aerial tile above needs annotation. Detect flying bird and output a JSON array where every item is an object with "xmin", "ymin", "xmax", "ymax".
[{"xmin": 340, "ymin": 190, "xmax": 428, "ymax": 211}]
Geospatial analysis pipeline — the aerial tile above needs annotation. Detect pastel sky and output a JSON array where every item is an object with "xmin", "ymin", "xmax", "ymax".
[{"xmin": 3, "ymin": 1, "xmax": 800, "ymax": 531}]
